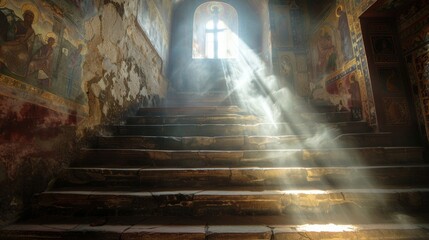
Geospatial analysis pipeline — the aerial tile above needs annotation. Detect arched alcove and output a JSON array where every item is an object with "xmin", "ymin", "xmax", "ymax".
[{"xmin": 168, "ymin": 0, "xmax": 267, "ymax": 92}]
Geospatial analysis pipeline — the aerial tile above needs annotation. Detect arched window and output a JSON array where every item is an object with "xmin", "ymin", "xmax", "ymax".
[{"xmin": 192, "ymin": 1, "xmax": 238, "ymax": 59}]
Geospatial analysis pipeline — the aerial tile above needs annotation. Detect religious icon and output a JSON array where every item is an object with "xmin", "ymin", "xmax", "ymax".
[
  {"xmin": 336, "ymin": 5, "xmax": 354, "ymax": 62},
  {"xmin": 0, "ymin": 3, "xmax": 39, "ymax": 77}
]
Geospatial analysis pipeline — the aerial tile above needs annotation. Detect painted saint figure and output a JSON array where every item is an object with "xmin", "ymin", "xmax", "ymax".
[
  {"xmin": 349, "ymin": 74, "xmax": 362, "ymax": 120},
  {"xmin": 0, "ymin": 10, "xmax": 35, "ymax": 77},
  {"xmin": 27, "ymin": 37, "xmax": 56, "ymax": 85},
  {"xmin": 337, "ymin": 6, "xmax": 354, "ymax": 62},
  {"xmin": 317, "ymin": 30, "xmax": 337, "ymax": 74},
  {"xmin": 66, "ymin": 44, "xmax": 83, "ymax": 97}
]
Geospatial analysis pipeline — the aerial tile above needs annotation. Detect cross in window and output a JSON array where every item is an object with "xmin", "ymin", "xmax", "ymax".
[{"xmin": 206, "ymin": 6, "xmax": 227, "ymax": 59}]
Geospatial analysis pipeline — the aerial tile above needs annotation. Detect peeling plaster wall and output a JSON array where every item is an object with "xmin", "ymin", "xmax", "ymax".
[
  {"xmin": 78, "ymin": 0, "xmax": 171, "ymax": 136},
  {"xmin": 0, "ymin": 95, "xmax": 77, "ymax": 226}
]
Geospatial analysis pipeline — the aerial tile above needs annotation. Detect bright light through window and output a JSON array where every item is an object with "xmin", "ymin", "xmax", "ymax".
[{"xmin": 193, "ymin": 2, "xmax": 238, "ymax": 59}]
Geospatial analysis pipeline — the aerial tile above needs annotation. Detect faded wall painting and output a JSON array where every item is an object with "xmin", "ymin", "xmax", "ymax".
[
  {"xmin": 270, "ymin": 1, "xmax": 308, "ymax": 97},
  {"xmin": 0, "ymin": 0, "xmax": 89, "ymax": 114},
  {"xmin": 311, "ymin": 4, "xmax": 354, "ymax": 79},
  {"xmin": 309, "ymin": 1, "xmax": 375, "ymax": 122},
  {"xmin": 137, "ymin": 0, "xmax": 171, "ymax": 62}
]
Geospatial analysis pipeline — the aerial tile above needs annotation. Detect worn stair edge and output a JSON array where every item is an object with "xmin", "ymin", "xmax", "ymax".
[
  {"xmin": 34, "ymin": 188, "xmax": 429, "ymax": 217},
  {"xmin": 106, "ymin": 122, "xmax": 370, "ymax": 137},
  {"xmin": 94, "ymin": 132, "xmax": 394, "ymax": 150},
  {"xmin": 129, "ymin": 111, "xmax": 355, "ymax": 124},
  {"xmin": 74, "ymin": 147, "xmax": 425, "ymax": 167},
  {"xmin": 2, "ymin": 223, "xmax": 429, "ymax": 240},
  {"xmin": 136, "ymin": 106, "xmax": 245, "ymax": 116},
  {"xmin": 126, "ymin": 114, "xmax": 262, "ymax": 125},
  {"xmin": 55, "ymin": 165, "xmax": 429, "ymax": 189}
]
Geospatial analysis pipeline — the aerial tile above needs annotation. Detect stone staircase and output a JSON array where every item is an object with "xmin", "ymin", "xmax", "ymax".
[{"xmin": 1, "ymin": 94, "xmax": 429, "ymax": 239}]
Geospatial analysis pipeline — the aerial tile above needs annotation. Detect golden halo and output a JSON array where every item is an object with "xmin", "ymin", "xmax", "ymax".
[
  {"xmin": 0, "ymin": 0, "xmax": 7, "ymax": 8},
  {"xmin": 45, "ymin": 32, "xmax": 58, "ymax": 46},
  {"xmin": 21, "ymin": 3, "xmax": 40, "ymax": 24},
  {"xmin": 336, "ymin": 5, "xmax": 343, "ymax": 17},
  {"xmin": 207, "ymin": 2, "xmax": 224, "ymax": 15}
]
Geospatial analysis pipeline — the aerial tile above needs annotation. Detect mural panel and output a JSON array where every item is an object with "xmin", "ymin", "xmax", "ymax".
[
  {"xmin": 309, "ymin": 0, "xmax": 378, "ymax": 123},
  {"xmin": 0, "ymin": 0, "xmax": 90, "ymax": 115},
  {"xmin": 311, "ymin": 4, "xmax": 354, "ymax": 79},
  {"xmin": 137, "ymin": 0, "xmax": 170, "ymax": 62}
]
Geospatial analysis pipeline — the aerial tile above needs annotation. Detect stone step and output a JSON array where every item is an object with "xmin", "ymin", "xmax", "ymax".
[
  {"xmin": 136, "ymin": 106, "xmax": 244, "ymax": 116},
  {"xmin": 106, "ymin": 121, "xmax": 371, "ymax": 137},
  {"xmin": 127, "ymin": 111, "xmax": 352, "ymax": 125},
  {"xmin": 94, "ymin": 132, "xmax": 393, "ymax": 150},
  {"xmin": 164, "ymin": 92, "xmax": 232, "ymax": 107},
  {"xmin": 75, "ymin": 147, "xmax": 424, "ymax": 168},
  {"xmin": 3, "ymin": 214, "xmax": 429, "ymax": 240},
  {"xmin": 2, "ymin": 221, "xmax": 429, "ymax": 240},
  {"xmin": 55, "ymin": 165, "xmax": 429, "ymax": 189},
  {"xmin": 126, "ymin": 114, "xmax": 262, "ymax": 125},
  {"xmin": 299, "ymin": 111, "xmax": 352, "ymax": 122},
  {"xmin": 34, "ymin": 188, "xmax": 429, "ymax": 217}
]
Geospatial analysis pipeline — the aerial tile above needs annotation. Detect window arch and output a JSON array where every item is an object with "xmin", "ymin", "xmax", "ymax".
[{"xmin": 192, "ymin": 1, "xmax": 238, "ymax": 59}]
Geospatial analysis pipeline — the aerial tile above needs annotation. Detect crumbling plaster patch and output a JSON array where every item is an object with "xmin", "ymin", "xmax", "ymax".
[{"xmin": 78, "ymin": 0, "xmax": 169, "ymax": 136}]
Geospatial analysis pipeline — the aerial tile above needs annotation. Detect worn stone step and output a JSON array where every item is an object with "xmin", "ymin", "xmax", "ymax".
[
  {"xmin": 94, "ymin": 132, "xmax": 394, "ymax": 150},
  {"xmin": 334, "ymin": 132, "xmax": 394, "ymax": 147},
  {"xmin": 106, "ymin": 121, "xmax": 371, "ymax": 136},
  {"xmin": 298, "ymin": 111, "xmax": 352, "ymax": 122},
  {"xmin": 34, "ymin": 188, "xmax": 429, "ymax": 217},
  {"xmin": 55, "ymin": 165, "xmax": 429, "ymax": 189},
  {"xmin": 127, "ymin": 112, "xmax": 352, "ymax": 125},
  {"xmin": 137, "ymin": 106, "xmax": 244, "ymax": 116},
  {"xmin": 164, "ymin": 91, "xmax": 232, "ymax": 107},
  {"xmin": 2, "ymin": 222, "xmax": 429, "ymax": 240},
  {"xmin": 127, "ymin": 114, "xmax": 262, "ymax": 125},
  {"xmin": 75, "ymin": 147, "xmax": 424, "ymax": 168}
]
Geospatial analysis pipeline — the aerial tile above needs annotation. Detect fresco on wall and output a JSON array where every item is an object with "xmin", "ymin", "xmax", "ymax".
[
  {"xmin": 137, "ymin": 0, "xmax": 170, "ymax": 62},
  {"xmin": 0, "ymin": 0, "xmax": 89, "ymax": 113},
  {"xmin": 324, "ymin": 68, "xmax": 364, "ymax": 119},
  {"xmin": 311, "ymin": 4, "xmax": 354, "ymax": 79},
  {"xmin": 308, "ymin": 1, "xmax": 377, "ymax": 121}
]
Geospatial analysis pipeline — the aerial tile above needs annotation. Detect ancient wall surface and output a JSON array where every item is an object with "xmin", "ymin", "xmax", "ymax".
[
  {"xmin": 399, "ymin": 0, "xmax": 429, "ymax": 143},
  {"xmin": 0, "ymin": 0, "xmax": 89, "ymax": 226},
  {"xmin": 270, "ymin": 0, "xmax": 309, "ymax": 97},
  {"xmin": 0, "ymin": 95, "xmax": 77, "ymax": 226},
  {"xmin": 79, "ymin": 0, "xmax": 171, "ymax": 135},
  {"xmin": 306, "ymin": 0, "xmax": 377, "ymax": 124},
  {"xmin": 0, "ymin": 0, "xmax": 172, "ymax": 225}
]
